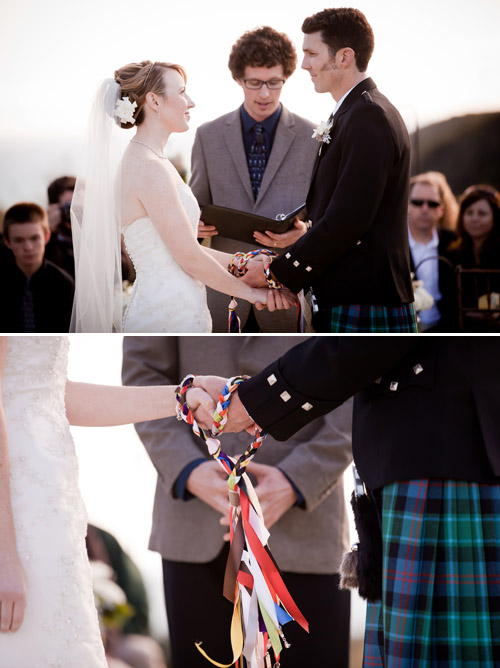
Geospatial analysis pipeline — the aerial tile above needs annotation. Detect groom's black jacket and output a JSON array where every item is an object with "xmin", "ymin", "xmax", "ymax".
[
  {"xmin": 239, "ymin": 337, "xmax": 500, "ymax": 489},
  {"xmin": 271, "ymin": 78, "xmax": 414, "ymax": 306}
]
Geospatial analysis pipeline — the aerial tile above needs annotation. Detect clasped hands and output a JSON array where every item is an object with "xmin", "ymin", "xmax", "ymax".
[
  {"xmin": 185, "ymin": 375, "xmax": 256, "ymax": 434},
  {"xmin": 241, "ymin": 253, "xmax": 298, "ymax": 312},
  {"xmin": 185, "ymin": 376, "xmax": 298, "ymax": 536}
]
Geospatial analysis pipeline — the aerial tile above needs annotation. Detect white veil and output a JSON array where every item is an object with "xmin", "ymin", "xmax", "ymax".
[{"xmin": 70, "ymin": 78, "xmax": 124, "ymax": 332}]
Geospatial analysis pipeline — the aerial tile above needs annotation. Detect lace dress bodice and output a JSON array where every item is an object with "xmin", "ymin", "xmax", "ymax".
[
  {"xmin": 1, "ymin": 336, "xmax": 107, "ymax": 668},
  {"xmin": 122, "ymin": 179, "xmax": 212, "ymax": 333}
]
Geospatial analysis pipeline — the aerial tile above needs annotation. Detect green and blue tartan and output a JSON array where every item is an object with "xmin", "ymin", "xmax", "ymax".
[
  {"xmin": 363, "ymin": 479, "xmax": 500, "ymax": 667},
  {"xmin": 313, "ymin": 303, "xmax": 418, "ymax": 333}
]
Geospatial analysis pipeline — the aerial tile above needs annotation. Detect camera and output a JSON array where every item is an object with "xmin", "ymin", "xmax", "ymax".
[{"xmin": 60, "ymin": 202, "xmax": 72, "ymax": 227}]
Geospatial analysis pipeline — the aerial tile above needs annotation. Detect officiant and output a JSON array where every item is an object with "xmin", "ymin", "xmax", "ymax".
[{"xmin": 190, "ymin": 26, "xmax": 318, "ymax": 332}]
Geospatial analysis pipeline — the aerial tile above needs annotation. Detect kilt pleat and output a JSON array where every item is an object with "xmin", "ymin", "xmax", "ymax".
[
  {"xmin": 316, "ymin": 303, "xmax": 418, "ymax": 333},
  {"xmin": 363, "ymin": 479, "xmax": 500, "ymax": 667}
]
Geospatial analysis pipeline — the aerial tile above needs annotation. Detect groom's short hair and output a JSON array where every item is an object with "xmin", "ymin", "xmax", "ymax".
[
  {"xmin": 302, "ymin": 8, "xmax": 374, "ymax": 72},
  {"xmin": 228, "ymin": 26, "xmax": 297, "ymax": 80}
]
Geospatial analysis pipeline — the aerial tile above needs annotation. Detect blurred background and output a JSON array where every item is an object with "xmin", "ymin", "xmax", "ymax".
[{"xmin": 1, "ymin": 0, "xmax": 499, "ymax": 213}]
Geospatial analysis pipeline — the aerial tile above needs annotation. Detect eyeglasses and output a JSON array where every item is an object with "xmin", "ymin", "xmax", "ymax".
[
  {"xmin": 410, "ymin": 199, "xmax": 442, "ymax": 209},
  {"xmin": 243, "ymin": 78, "xmax": 286, "ymax": 90}
]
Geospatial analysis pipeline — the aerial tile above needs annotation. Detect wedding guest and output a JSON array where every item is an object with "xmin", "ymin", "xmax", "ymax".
[
  {"xmin": 122, "ymin": 336, "xmax": 353, "ymax": 668},
  {"xmin": 2, "ymin": 202, "xmax": 74, "ymax": 332},
  {"xmin": 190, "ymin": 26, "xmax": 318, "ymax": 332},
  {"xmin": 447, "ymin": 185, "xmax": 500, "ymax": 330},
  {"xmin": 86, "ymin": 524, "xmax": 167, "ymax": 668},
  {"xmin": 45, "ymin": 175, "xmax": 76, "ymax": 278},
  {"xmin": 407, "ymin": 172, "xmax": 459, "ymax": 331},
  {"xmin": 192, "ymin": 336, "xmax": 500, "ymax": 667},
  {"xmin": 241, "ymin": 8, "xmax": 418, "ymax": 333}
]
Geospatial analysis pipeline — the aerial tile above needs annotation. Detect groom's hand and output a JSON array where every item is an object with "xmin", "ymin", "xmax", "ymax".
[
  {"xmin": 253, "ymin": 219, "xmax": 309, "ymax": 249},
  {"xmin": 192, "ymin": 376, "xmax": 257, "ymax": 434},
  {"xmin": 255, "ymin": 288, "xmax": 298, "ymax": 311}
]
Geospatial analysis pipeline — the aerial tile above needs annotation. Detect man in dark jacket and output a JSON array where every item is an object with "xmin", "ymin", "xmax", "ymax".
[
  {"xmin": 192, "ymin": 336, "xmax": 500, "ymax": 666},
  {"xmin": 408, "ymin": 172, "xmax": 459, "ymax": 331},
  {"xmin": 243, "ymin": 8, "xmax": 417, "ymax": 332}
]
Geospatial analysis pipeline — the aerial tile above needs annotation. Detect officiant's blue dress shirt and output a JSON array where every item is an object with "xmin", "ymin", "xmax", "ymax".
[{"xmin": 240, "ymin": 104, "xmax": 282, "ymax": 159}]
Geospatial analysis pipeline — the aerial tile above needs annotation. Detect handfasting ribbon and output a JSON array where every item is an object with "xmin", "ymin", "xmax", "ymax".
[
  {"xmin": 175, "ymin": 375, "xmax": 309, "ymax": 668},
  {"xmin": 226, "ymin": 250, "xmax": 282, "ymax": 334}
]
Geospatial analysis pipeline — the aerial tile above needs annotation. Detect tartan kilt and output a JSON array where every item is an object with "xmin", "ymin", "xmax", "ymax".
[
  {"xmin": 313, "ymin": 303, "xmax": 418, "ymax": 333},
  {"xmin": 364, "ymin": 479, "xmax": 500, "ymax": 667}
]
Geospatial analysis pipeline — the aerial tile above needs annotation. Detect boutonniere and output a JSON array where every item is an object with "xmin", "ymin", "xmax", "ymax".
[{"xmin": 312, "ymin": 120, "xmax": 333, "ymax": 155}]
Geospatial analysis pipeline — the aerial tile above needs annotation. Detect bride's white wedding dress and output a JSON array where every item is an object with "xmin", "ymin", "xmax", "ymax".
[
  {"xmin": 1, "ymin": 337, "xmax": 107, "ymax": 668},
  {"xmin": 122, "ymin": 178, "xmax": 212, "ymax": 333}
]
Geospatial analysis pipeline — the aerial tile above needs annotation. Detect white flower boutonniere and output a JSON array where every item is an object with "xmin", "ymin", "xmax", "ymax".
[
  {"xmin": 411, "ymin": 274, "xmax": 434, "ymax": 312},
  {"xmin": 115, "ymin": 96, "xmax": 137, "ymax": 125},
  {"xmin": 312, "ymin": 120, "xmax": 333, "ymax": 144}
]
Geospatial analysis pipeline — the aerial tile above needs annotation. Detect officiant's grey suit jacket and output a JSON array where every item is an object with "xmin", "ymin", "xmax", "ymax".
[
  {"xmin": 190, "ymin": 107, "xmax": 318, "ymax": 332},
  {"xmin": 122, "ymin": 336, "xmax": 353, "ymax": 574},
  {"xmin": 190, "ymin": 105, "xmax": 318, "ymax": 245}
]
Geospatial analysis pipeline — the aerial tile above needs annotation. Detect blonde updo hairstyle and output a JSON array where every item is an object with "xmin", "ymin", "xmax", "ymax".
[{"xmin": 114, "ymin": 60, "xmax": 187, "ymax": 129}]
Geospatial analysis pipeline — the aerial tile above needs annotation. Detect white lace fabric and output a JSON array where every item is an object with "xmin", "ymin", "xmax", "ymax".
[
  {"xmin": 1, "ymin": 337, "xmax": 107, "ymax": 668},
  {"xmin": 122, "ymin": 179, "xmax": 212, "ymax": 333}
]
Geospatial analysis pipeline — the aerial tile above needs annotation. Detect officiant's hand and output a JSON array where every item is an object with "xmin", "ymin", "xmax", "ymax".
[
  {"xmin": 197, "ymin": 219, "xmax": 218, "ymax": 238},
  {"xmin": 186, "ymin": 460, "xmax": 230, "ymax": 519},
  {"xmin": 242, "ymin": 462, "xmax": 298, "ymax": 528},
  {"xmin": 253, "ymin": 219, "xmax": 308, "ymax": 249},
  {"xmin": 192, "ymin": 375, "xmax": 258, "ymax": 434}
]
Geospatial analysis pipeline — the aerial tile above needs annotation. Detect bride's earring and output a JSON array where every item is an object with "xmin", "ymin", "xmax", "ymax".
[{"xmin": 157, "ymin": 109, "xmax": 161, "ymax": 120}]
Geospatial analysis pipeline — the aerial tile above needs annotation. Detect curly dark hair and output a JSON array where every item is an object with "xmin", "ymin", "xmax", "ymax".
[
  {"xmin": 302, "ymin": 8, "xmax": 374, "ymax": 72},
  {"xmin": 228, "ymin": 26, "xmax": 297, "ymax": 80}
]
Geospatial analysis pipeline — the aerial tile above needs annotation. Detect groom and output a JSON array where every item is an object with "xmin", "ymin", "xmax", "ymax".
[{"xmin": 244, "ymin": 8, "xmax": 417, "ymax": 333}]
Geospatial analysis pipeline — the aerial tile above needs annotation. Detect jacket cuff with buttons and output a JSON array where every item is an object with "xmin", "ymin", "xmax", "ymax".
[{"xmin": 238, "ymin": 359, "xmax": 342, "ymax": 441}]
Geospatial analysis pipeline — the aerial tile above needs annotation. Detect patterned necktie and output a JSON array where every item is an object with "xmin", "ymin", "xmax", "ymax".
[
  {"xmin": 248, "ymin": 123, "xmax": 267, "ymax": 199},
  {"xmin": 21, "ymin": 277, "xmax": 36, "ymax": 332}
]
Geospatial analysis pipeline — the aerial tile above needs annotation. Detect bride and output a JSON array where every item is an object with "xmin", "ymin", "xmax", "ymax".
[
  {"xmin": 0, "ymin": 335, "xmax": 212, "ymax": 665},
  {"xmin": 71, "ymin": 60, "xmax": 291, "ymax": 332}
]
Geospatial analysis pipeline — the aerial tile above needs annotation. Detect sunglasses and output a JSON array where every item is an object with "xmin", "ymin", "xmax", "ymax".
[{"xmin": 410, "ymin": 199, "xmax": 441, "ymax": 209}]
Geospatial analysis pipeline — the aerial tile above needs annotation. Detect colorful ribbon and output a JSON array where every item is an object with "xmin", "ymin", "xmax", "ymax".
[
  {"xmin": 226, "ymin": 250, "xmax": 282, "ymax": 334},
  {"xmin": 175, "ymin": 375, "xmax": 309, "ymax": 668}
]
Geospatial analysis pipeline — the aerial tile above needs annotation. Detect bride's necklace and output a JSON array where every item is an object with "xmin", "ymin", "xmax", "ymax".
[{"xmin": 130, "ymin": 138, "xmax": 168, "ymax": 159}]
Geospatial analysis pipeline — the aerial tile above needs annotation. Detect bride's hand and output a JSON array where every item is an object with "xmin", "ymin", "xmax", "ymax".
[
  {"xmin": 0, "ymin": 550, "xmax": 27, "ymax": 632},
  {"xmin": 185, "ymin": 387, "xmax": 216, "ymax": 430}
]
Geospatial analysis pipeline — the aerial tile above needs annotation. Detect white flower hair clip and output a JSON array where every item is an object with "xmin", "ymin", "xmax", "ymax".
[
  {"xmin": 312, "ymin": 120, "xmax": 333, "ymax": 144},
  {"xmin": 114, "ymin": 96, "xmax": 137, "ymax": 125}
]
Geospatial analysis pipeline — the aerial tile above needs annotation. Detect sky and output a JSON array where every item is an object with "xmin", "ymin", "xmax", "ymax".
[
  {"xmin": 1, "ymin": 0, "xmax": 499, "ymax": 137},
  {"xmin": 0, "ymin": 0, "xmax": 499, "ymax": 208}
]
